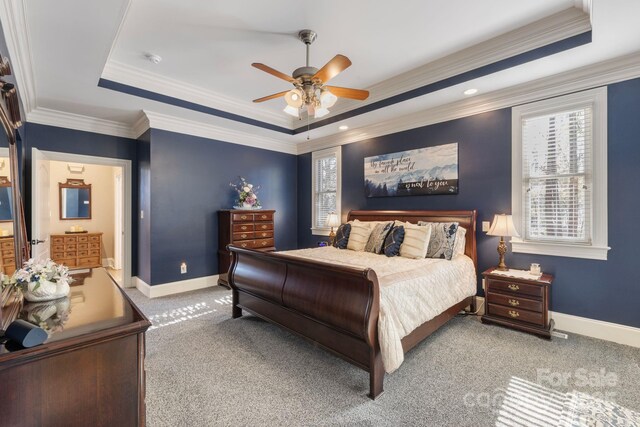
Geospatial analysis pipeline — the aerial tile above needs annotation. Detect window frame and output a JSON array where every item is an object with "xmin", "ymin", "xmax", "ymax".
[
  {"xmin": 311, "ymin": 146, "xmax": 342, "ymax": 236},
  {"xmin": 511, "ymin": 87, "xmax": 609, "ymax": 260}
]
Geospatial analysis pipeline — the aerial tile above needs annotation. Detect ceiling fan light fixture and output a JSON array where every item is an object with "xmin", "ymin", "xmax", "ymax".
[
  {"xmin": 283, "ymin": 105, "xmax": 299, "ymax": 117},
  {"xmin": 320, "ymin": 89, "xmax": 337, "ymax": 108},
  {"xmin": 314, "ymin": 107, "xmax": 330, "ymax": 118},
  {"xmin": 285, "ymin": 89, "xmax": 304, "ymax": 108}
]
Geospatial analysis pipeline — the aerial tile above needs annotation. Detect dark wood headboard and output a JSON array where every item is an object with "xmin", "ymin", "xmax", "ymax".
[{"xmin": 347, "ymin": 210, "xmax": 477, "ymax": 268}]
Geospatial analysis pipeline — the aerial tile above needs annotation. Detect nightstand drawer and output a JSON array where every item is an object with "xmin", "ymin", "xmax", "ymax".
[
  {"xmin": 488, "ymin": 278, "xmax": 543, "ymax": 299},
  {"xmin": 488, "ymin": 304, "xmax": 544, "ymax": 327},
  {"xmin": 486, "ymin": 292, "xmax": 543, "ymax": 312},
  {"xmin": 233, "ymin": 232, "xmax": 254, "ymax": 241},
  {"xmin": 233, "ymin": 223, "xmax": 254, "ymax": 232},
  {"xmin": 255, "ymin": 212, "xmax": 273, "ymax": 222},
  {"xmin": 232, "ymin": 213, "xmax": 254, "ymax": 222}
]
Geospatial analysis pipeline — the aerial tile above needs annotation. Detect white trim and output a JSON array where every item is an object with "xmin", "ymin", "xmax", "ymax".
[
  {"xmin": 102, "ymin": 257, "xmax": 115, "ymax": 269},
  {"xmin": 550, "ymin": 311, "xmax": 640, "ymax": 348},
  {"xmin": 27, "ymin": 107, "xmax": 137, "ymax": 139},
  {"xmin": 511, "ymin": 87, "xmax": 609, "ymax": 260},
  {"xmin": 38, "ymin": 150, "xmax": 133, "ymax": 287},
  {"xmin": 133, "ymin": 274, "xmax": 219, "ymax": 298},
  {"xmin": 297, "ymin": 51, "xmax": 640, "ymax": 154},
  {"xmin": 311, "ymin": 146, "xmax": 342, "ymax": 236},
  {"xmin": 0, "ymin": 0, "xmax": 36, "ymax": 113},
  {"xmin": 142, "ymin": 110, "xmax": 298, "ymax": 155}
]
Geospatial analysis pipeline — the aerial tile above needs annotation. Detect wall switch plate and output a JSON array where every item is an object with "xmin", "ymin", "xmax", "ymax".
[
  {"xmin": 482, "ymin": 221, "xmax": 490, "ymax": 232},
  {"xmin": 482, "ymin": 278, "xmax": 486, "ymax": 291},
  {"xmin": 180, "ymin": 262, "xmax": 187, "ymax": 274}
]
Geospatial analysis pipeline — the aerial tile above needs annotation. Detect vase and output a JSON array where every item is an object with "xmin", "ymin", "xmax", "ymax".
[
  {"xmin": 22, "ymin": 279, "xmax": 70, "ymax": 302},
  {"xmin": 242, "ymin": 202, "xmax": 253, "ymax": 209}
]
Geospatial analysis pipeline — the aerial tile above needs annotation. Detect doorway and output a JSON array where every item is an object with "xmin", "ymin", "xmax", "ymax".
[{"xmin": 31, "ymin": 149, "xmax": 133, "ymax": 287}]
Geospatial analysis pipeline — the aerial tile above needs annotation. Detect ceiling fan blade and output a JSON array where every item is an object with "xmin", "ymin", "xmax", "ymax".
[
  {"xmin": 251, "ymin": 63, "xmax": 296, "ymax": 83},
  {"xmin": 253, "ymin": 90, "xmax": 289, "ymax": 103},
  {"xmin": 325, "ymin": 86, "xmax": 369, "ymax": 101},
  {"xmin": 312, "ymin": 55, "xmax": 352, "ymax": 84}
]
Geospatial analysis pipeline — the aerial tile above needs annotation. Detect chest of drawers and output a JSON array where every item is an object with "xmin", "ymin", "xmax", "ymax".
[
  {"xmin": 481, "ymin": 267, "xmax": 553, "ymax": 338},
  {"xmin": 50, "ymin": 232, "xmax": 103, "ymax": 268},
  {"xmin": 218, "ymin": 210, "xmax": 275, "ymax": 287},
  {"xmin": 0, "ymin": 236, "xmax": 16, "ymax": 275}
]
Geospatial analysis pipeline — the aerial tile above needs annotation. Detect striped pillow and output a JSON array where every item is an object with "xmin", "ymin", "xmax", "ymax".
[
  {"xmin": 399, "ymin": 223, "xmax": 432, "ymax": 259},
  {"xmin": 347, "ymin": 223, "xmax": 373, "ymax": 251}
]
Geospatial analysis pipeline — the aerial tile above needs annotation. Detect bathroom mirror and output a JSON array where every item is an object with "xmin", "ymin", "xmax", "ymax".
[
  {"xmin": 0, "ymin": 176, "xmax": 13, "ymax": 222},
  {"xmin": 59, "ymin": 179, "xmax": 92, "ymax": 220}
]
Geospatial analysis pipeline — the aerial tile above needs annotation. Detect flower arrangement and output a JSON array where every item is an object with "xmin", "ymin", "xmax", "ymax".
[
  {"xmin": 3, "ymin": 259, "xmax": 73, "ymax": 302},
  {"xmin": 230, "ymin": 176, "xmax": 261, "ymax": 209}
]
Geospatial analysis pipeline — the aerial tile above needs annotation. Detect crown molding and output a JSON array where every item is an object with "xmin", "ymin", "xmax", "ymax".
[
  {"xmin": 307, "ymin": 7, "xmax": 592, "ymax": 123},
  {"xmin": 27, "ymin": 107, "xmax": 136, "ymax": 139},
  {"xmin": 141, "ymin": 110, "xmax": 297, "ymax": 155},
  {"xmin": 101, "ymin": 60, "xmax": 293, "ymax": 130},
  {"xmin": 0, "ymin": 0, "xmax": 37, "ymax": 113},
  {"xmin": 297, "ymin": 51, "xmax": 640, "ymax": 154}
]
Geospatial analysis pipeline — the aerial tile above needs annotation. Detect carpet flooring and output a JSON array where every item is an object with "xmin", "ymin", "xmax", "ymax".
[{"xmin": 126, "ymin": 286, "xmax": 640, "ymax": 426}]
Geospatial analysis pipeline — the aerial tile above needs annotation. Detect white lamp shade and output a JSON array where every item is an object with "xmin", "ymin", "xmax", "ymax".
[
  {"xmin": 283, "ymin": 105, "xmax": 299, "ymax": 117},
  {"xmin": 314, "ymin": 107, "xmax": 330, "ymax": 118},
  {"xmin": 487, "ymin": 214, "xmax": 520, "ymax": 237},
  {"xmin": 325, "ymin": 212, "xmax": 340, "ymax": 228},
  {"xmin": 284, "ymin": 89, "xmax": 304, "ymax": 108},
  {"xmin": 320, "ymin": 89, "xmax": 337, "ymax": 108}
]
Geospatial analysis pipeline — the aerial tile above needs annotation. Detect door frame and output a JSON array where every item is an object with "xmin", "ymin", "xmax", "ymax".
[{"xmin": 31, "ymin": 149, "xmax": 133, "ymax": 287}]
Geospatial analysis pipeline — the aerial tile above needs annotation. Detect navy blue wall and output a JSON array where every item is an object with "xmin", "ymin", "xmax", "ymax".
[
  {"xmin": 297, "ymin": 78, "xmax": 640, "ymax": 328},
  {"xmin": 137, "ymin": 129, "xmax": 151, "ymax": 284},
  {"xmin": 146, "ymin": 129, "xmax": 297, "ymax": 285},
  {"xmin": 23, "ymin": 123, "xmax": 139, "ymax": 274}
]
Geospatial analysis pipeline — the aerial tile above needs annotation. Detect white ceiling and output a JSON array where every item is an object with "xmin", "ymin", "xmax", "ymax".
[{"xmin": 5, "ymin": 0, "xmax": 640, "ymax": 147}]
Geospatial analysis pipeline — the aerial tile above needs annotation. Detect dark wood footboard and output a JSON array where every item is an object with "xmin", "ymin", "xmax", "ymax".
[{"xmin": 228, "ymin": 209, "xmax": 477, "ymax": 399}]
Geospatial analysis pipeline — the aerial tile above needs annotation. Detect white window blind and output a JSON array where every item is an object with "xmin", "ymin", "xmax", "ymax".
[
  {"xmin": 522, "ymin": 106, "xmax": 593, "ymax": 244},
  {"xmin": 311, "ymin": 146, "xmax": 341, "ymax": 234}
]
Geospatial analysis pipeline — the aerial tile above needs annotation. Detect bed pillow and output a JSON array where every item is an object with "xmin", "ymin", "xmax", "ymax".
[
  {"xmin": 383, "ymin": 225, "xmax": 405, "ymax": 257},
  {"xmin": 332, "ymin": 223, "xmax": 351, "ymax": 249},
  {"xmin": 364, "ymin": 221, "xmax": 394, "ymax": 253},
  {"xmin": 399, "ymin": 223, "xmax": 432, "ymax": 259},
  {"xmin": 452, "ymin": 226, "xmax": 467, "ymax": 256},
  {"xmin": 347, "ymin": 222, "xmax": 373, "ymax": 251},
  {"xmin": 424, "ymin": 222, "xmax": 459, "ymax": 260}
]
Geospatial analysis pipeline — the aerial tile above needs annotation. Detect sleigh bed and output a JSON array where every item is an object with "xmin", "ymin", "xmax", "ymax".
[{"xmin": 227, "ymin": 210, "xmax": 478, "ymax": 399}]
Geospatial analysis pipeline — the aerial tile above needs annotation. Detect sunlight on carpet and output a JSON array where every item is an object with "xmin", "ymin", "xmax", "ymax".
[{"xmin": 147, "ymin": 302, "xmax": 215, "ymax": 330}]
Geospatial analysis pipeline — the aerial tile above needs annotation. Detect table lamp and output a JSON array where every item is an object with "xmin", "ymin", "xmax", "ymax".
[
  {"xmin": 326, "ymin": 212, "xmax": 341, "ymax": 244},
  {"xmin": 487, "ymin": 214, "xmax": 520, "ymax": 271}
]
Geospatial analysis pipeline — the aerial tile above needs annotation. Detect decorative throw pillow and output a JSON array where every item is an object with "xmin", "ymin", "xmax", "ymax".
[
  {"xmin": 399, "ymin": 224, "xmax": 432, "ymax": 259},
  {"xmin": 347, "ymin": 223, "xmax": 373, "ymax": 251},
  {"xmin": 383, "ymin": 225, "xmax": 405, "ymax": 257},
  {"xmin": 364, "ymin": 221, "xmax": 394, "ymax": 253},
  {"xmin": 452, "ymin": 226, "xmax": 467, "ymax": 256},
  {"xmin": 333, "ymin": 223, "xmax": 351, "ymax": 249},
  {"xmin": 425, "ymin": 222, "xmax": 459, "ymax": 260}
]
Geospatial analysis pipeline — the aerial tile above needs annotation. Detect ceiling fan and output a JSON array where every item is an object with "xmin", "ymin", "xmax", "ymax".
[{"xmin": 252, "ymin": 29, "xmax": 369, "ymax": 119}]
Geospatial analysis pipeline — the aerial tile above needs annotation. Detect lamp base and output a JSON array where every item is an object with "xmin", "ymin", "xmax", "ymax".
[
  {"xmin": 496, "ymin": 237, "xmax": 508, "ymax": 271},
  {"xmin": 328, "ymin": 227, "xmax": 336, "ymax": 246}
]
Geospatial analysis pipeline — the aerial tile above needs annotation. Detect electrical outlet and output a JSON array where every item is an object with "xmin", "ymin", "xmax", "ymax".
[
  {"xmin": 180, "ymin": 262, "xmax": 187, "ymax": 274},
  {"xmin": 482, "ymin": 221, "xmax": 490, "ymax": 232},
  {"xmin": 140, "ymin": 210, "xmax": 144, "ymax": 219}
]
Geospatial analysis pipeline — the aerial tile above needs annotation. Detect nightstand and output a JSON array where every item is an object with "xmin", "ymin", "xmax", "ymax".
[{"xmin": 481, "ymin": 267, "xmax": 554, "ymax": 339}]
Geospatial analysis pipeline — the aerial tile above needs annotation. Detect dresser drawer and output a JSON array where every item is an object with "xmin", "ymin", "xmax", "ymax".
[
  {"xmin": 65, "ymin": 244, "xmax": 77, "ymax": 251},
  {"xmin": 487, "ymin": 278, "xmax": 543, "ymax": 299},
  {"xmin": 59, "ymin": 258, "xmax": 77, "ymax": 267},
  {"xmin": 2, "ymin": 256, "xmax": 15, "ymax": 266},
  {"xmin": 89, "ymin": 235, "xmax": 101, "ymax": 243},
  {"xmin": 53, "ymin": 252, "xmax": 65, "ymax": 259},
  {"xmin": 2, "ymin": 249, "xmax": 14, "ymax": 257},
  {"xmin": 232, "ymin": 213, "xmax": 254, "ymax": 222},
  {"xmin": 65, "ymin": 251, "xmax": 76, "ymax": 258},
  {"xmin": 77, "ymin": 243, "xmax": 88, "ymax": 250},
  {"xmin": 486, "ymin": 292, "xmax": 542, "ymax": 313},
  {"xmin": 78, "ymin": 256, "xmax": 100, "ymax": 267},
  {"xmin": 77, "ymin": 236, "xmax": 88, "ymax": 243},
  {"xmin": 233, "ymin": 231, "xmax": 254, "ymax": 241},
  {"xmin": 78, "ymin": 250, "xmax": 89, "ymax": 257},
  {"xmin": 234, "ymin": 240, "xmax": 254, "ymax": 249},
  {"xmin": 89, "ymin": 243, "xmax": 100, "ymax": 250},
  {"xmin": 255, "ymin": 222, "xmax": 273, "ymax": 231},
  {"xmin": 89, "ymin": 250, "xmax": 100, "ymax": 257},
  {"xmin": 52, "ymin": 236, "xmax": 64, "ymax": 245},
  {"xmin": 255, "ymin": 212, "xmax": 273, "ymax": 222},
  {"xmin": 254, "ymin": 230, "xmax": 273, "ymax": 239},
  {"xmin": 1, "ymin": 241, "xmax": 13, "ymax": 249},
  {"xmin": 254, "ymin": 238, "xmax": 274, "ymax": 249},
  {"xmin": 488, "ymin": 304, "xmax": 544, "ymax": 327},
  {"xmin": 53, "ymin": 244, "xmax": 65, "ymax": 252},
  {"xmin": 64, "ymin": 236, "xmax": 77, "ymax": 244},
  {"xmin": 233, "ymin": 223, "xmax": 254, "ymax": 232}
]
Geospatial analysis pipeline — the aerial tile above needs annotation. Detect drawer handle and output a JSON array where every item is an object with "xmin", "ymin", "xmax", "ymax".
[
  {"xmin": 261, "ymin": 233, "xmax": 267, "ymax": 237},
  {"xmin": 241, "ymin": 243, "xmax": 247, "ymax": 248},
  {"xmin": 261, "ymin": 241, "xmax": 267, "ymax": 246},
  {"xmin": 508, "ymin": 299, "xmax": 519, "ymax": 307},
  {"xmin": 508, "ymin": 310, "xmax": 520, "ymax": 318},
  {"xmin": 508, "ymin": 284, "xmax": 520, "ymax": 291},
  {"xmin": 240, "ymin": 215, "xmax": 247, "ymax": 220},
  {"xmin": 241, "ymin": 226, "xmax": 247, "ymax": 230},
  {"xmin": 261, "ymin": 215, "xmax": 267, "ymax": 219},
  {"xmin": 261, "ymin": 225, "xmax": 267, "ymax": 229},
  {"xmin": 240, "ymin": 234, "xmax": 247, "ymax": 238}
]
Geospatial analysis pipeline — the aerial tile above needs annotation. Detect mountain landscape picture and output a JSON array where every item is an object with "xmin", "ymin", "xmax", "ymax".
[{"xmin": 364, "ymin": 143, "xmax": 458, "ymax": 197}]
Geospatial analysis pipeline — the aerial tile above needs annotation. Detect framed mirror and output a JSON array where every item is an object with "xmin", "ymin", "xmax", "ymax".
[
  {"xmin": 59, "ymin": 179, "xmax": 92, "ymax": 220},
  {"xmin": 0, "ymin": 175, "xmax": 13, "ymax": 222}
]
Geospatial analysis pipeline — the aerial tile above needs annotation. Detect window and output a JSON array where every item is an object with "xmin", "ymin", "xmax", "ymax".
[
  {"xmin": 512, "ymin": 87, "xmax": 609, "ymax": 260},
  {"xmin": 311, "ymin": 146, "xmax": 341, "ymax": 235}
]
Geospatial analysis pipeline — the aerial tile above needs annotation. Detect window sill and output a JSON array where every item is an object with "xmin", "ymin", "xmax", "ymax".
[
  {"xmin": 511, "ymin": 239, "xmax": 610, "ymax": 261},
  {"xmin": 311, "ymin": 228, "xmax": 331, "ymax": 237}
]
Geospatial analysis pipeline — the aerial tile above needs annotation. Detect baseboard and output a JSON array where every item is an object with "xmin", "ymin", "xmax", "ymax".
[
  {"xmin": 102, "ymin": 257, "xmax": 115, "ymax": 269},
  {"xmin": 475, "ymin": 295, "xmax": 640, "ymax": 348},
  {"xmin": 133, "ymin": 274, "xmax": 220, "ymax": 298}
]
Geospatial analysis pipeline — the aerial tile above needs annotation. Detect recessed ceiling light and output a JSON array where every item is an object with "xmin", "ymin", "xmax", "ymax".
[
  {"xmin": 463, "ymin": 88, "xmax": 478, "ymax": 96},
  {"xmin": 144, "ymin": 53, "xmax": 162, "ymax": 64},
  {"xmin": 338, "ymin": 125, "xmax": 349, "ymax": 131}
]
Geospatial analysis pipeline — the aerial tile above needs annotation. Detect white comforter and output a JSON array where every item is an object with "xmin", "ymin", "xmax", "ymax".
[{"xmin": 280, "ymin": 246, "xmax": 477, "ymax": 373}]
